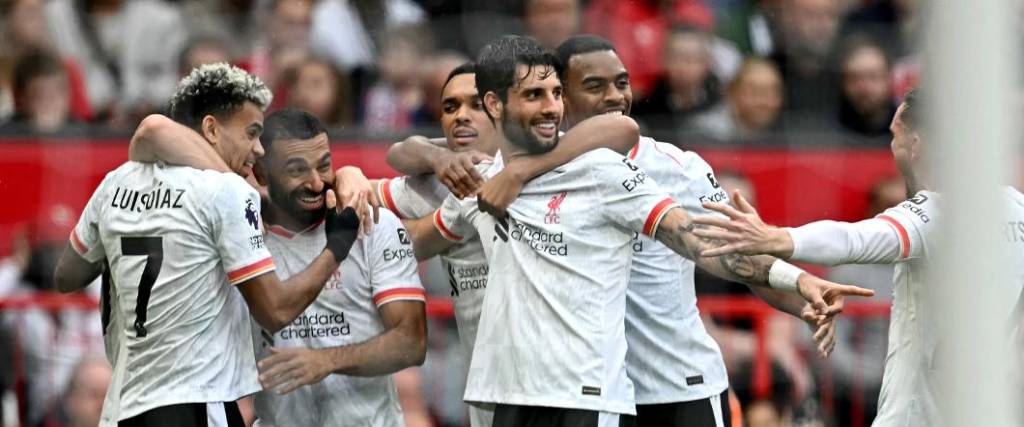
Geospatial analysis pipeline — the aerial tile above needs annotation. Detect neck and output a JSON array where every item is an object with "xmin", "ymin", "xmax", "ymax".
[{"xmin": 497, "ymin": 134, "xmax": 532, "ymax": 163}]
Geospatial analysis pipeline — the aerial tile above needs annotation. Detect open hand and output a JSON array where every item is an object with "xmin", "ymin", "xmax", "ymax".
[
  {"xmin": 258, "ymin": 347, "xmax": 332, "ymax": 395},
  {"xmin": 692, "ymin": 191, "xmax": 793, "ymax": 258}
]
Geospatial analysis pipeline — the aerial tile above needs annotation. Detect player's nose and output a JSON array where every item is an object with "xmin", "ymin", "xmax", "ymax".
[{"xmin": 252, "ymin": 140, "xmax": 265, "ymax": 158}]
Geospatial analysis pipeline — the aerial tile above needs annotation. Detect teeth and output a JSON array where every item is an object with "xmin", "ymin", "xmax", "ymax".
[
  {"xmin": 604, "ymin": 111, "xmax": 623, "ymax": 115},
  {"xmin": 536, "ymin": 123, "xmax": 556, "ymax": 130}
]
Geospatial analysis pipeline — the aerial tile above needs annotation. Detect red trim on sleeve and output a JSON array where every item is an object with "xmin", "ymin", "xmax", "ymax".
[
  {"xmin": 642, "ymin": 198, "xmax": 678, "ymax": 236},
  {"xmin": 373, "ymin": 287, "xmax": 426, "ymax": 307},
  {"xmin": 227, "ymin": 257, "xmax": 276, "ymax": 285},
  {"xmin": 379, "ymin": 179, "xmax": 403, "ymax": 219},
  {"xmin": 628, "ymin": 143, "xmax": 640, "ymax": 160},
  {"xmin": 877, "ymin": 215, "xmax": 911, "ymax": 259},
  {"xmin": 433, "ymin": 209, "xmax": 463, "ymax": 241},
  {"xmin": 69, "ymin": 230, "xmax": 88, "ymax": 255}
]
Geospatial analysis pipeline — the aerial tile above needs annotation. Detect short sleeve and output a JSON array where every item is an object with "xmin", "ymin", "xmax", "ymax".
[
  {"xmin": 368, "ymin": 211, "xmax": 425, "ymax": 307},
  {"xmin": 70, "ymin": 178, "xmax": 110, "ymax": 263},
  {"xmin": 212, "ymin": 176, "xmax": 276, "ymax": 285},
  {"xmin": 671, "ymin": 151, "xmax": 731, "ymax": 218},
  {"xmin": 433, "ymin": 194, "xmax": 480, "ymax": 242},
  {"xmin": 378, "ymin": 176, "xmax": 448, "ymax": 219},
  {"xmin": 875, "ymin": 191, "xmax": 939, "ymax": 260},
  {"xmin": 593, "ymin": 152, "xmax": 679, "ymax": 237}
]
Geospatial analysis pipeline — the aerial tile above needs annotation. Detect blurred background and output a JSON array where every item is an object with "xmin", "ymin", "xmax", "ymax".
[{"xmin": 0, "ymin": 0, "xmax": 934, "ymax": 425}]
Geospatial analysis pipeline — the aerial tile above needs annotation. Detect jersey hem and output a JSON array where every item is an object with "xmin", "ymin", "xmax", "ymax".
[
  {"xmin": 463, "ymin": 393, "xmax": 636, "ymax": 416},
  {"xmin": 633, "ymin": 382, "xmax": 729, "ymax": 405},
  {"xmin": 643, "ymin": 198, "xmax": 679, "ymax": 236},
  {"xmin": 373, "ymin": 287, "xmax": 426, "ymax": 307},
  {"xmin": 433, "ymin": 209, "xmax": 463, "ymax": 241},
  {"xmin": 70, "ymin": 230, "xmax": 89, "ymax": 256},
  {"xmin": 227, "ymin": 257, "xmax": 276, "ymax": 285},
  {"xmin": 876, "ymin": 214, "xmax": 910, "ymax": 259},
  {"xmin": 116, "ymin": 385, "xmax": 261, "ymax": 421}
]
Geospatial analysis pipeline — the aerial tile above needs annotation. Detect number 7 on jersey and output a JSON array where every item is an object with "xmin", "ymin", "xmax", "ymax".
[{"xmin": 121, "ymin": 236, "xmax": 163, "ymax": 338}]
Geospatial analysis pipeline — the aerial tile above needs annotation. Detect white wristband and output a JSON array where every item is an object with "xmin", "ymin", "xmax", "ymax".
[{"xmin": 768, "ymin": 260, "xmax": 803, "ymax": 292}]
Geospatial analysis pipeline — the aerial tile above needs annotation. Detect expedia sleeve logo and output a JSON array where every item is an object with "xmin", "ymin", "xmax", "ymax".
[
  {"xmin": 909, "ymin": 193, "xmax": 929, "ymax": 205},
  {"xmin": 397, "ymin": 228, "xmax": 411, "ymax": 245},
  {"xmin": 245, "ymin": 199, "xmax": 259, "ymax": 230}
]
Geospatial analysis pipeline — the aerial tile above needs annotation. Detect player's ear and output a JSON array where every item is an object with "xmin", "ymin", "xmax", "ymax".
[
  {"xmin": 201, "ymin": 115, "xmax": 219, "ymax": 145},
  {"xmin": 909, "ymin": 131, "xmax": 922, "ymax": 161},
  {"xmin": 483, "ymin": 91, "xmax": 503, "ymax": 121}
]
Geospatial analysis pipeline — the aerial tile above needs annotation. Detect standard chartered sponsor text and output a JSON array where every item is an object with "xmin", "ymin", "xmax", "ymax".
[
  {"xmin": 510, "ymin": 220, "xmax": 568, "ymax": 256},
  {"xmin": 279, "ymin": 312, "xmax": 351, "ymax": 339}
]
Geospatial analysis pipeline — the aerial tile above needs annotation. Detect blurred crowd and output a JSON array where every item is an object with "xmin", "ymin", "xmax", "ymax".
[
  {"xmin": 0, "ymin": 0, "xmax": 916, "ymax": 147},
  {"xmin": 0, "ymin": 0, "xmax": 923, "ymax": 426}
]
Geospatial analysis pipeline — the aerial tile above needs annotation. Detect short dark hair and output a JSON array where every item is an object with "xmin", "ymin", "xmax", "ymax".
[
  {"xmin": 169, "ymin": 63, "xmax": 272, "ymax": 131},
  {"xmin": 475, "ymin": 35, "xmax": 562, "ymax": 107},
  {"xmin": 441, "ymin": 62, "xmax": 476, "ymax": 97},
  {"xmin": 556, "ymin": 35, "xmax": 616, "ymax": 79},
  {"xmin": 13, "ymin": 49, "xmax": 65, "ymax": 98},
  {"xmin": 260, "ymin": 108, "xmax": 328, "ymax": 157},
  {"xmin": 901, "ymin": 88, "xmax": 920, "ymax": 131}
]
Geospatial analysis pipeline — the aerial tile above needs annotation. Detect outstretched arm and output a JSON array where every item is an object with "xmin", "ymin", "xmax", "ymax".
[
  {"xmin": 691, "ymin": 191, "xmax": 902, "ymax": 265},
  {"xmin": 257, "ymin": 300, "xmax": 427, "ymax": 394},
  {"xmin": 654, "ymin": 206, "xmax": 874, "ymax": 315},
  {"xmin": 478, "ymin": 114, "xmax": 640, "ymax": 216},
  {"xmin": 129, "ymin": 114, "xmax": 230, "ymax": 171}
]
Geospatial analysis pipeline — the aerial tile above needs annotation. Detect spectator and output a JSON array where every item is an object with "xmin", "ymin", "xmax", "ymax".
[
  {"xmin": 361, "ymin": 23, "xmax": 433, "ymax": 133},
  {"xmin": 285, "ymin": 57, "xmax": 354, "ymax": 128},
  {"xmin": 634, "ymin": 26, "xmax": 723, "ymax": 142},
  {"xmin": 769, "ymin": 0, "xmax": 841, "ymax": 122},
  {"xmin": 421, "ymin": 51, "xmax": 471, "ymax": 122},
  {"xmin": 837, "ymin": 38, "xmax": 896, "ymax": 142},
  {"xmin": 177, "ymin": 35, "xmax": 232, "ymax": 78},
  {"xmin": 310, "ymin": 0, "xmax": 425, "ymax": 72},
  {"xmin": 44, "ymin": 0, "xmax": 187, "ymax": 120},
  {"xmin": 243, "ymin": 0, "xmax": 314, "ymax": 95},
  {"xmin": 523, "ymin": 0, "xmax": 580, "ymax": 50},
  {"xmin": 1, "ymin": 238, "xmax": 104, "ymax": 426},
  {"xmin": 0, "ymin": 50, "xmax": 80, "ymax": 134},
  {"xmin": 820, "ymin": 176, "xmax": 903, "ymax": 426},
  {"xmin": 690, "ymin": 58, "xmax": 784, "ymax": 142},
  {"xmin": 56, "ymin": 357, "xmax": 111, "ymax": 427},
  {"xmin": 0, "ymin": 0, "xmax": 91, "ymax": 122},
  {"xmin": 584, "ymin": 0, "xmax": 715, "ymax": 97},
  {"xmin": 840, "ymin": 0, "xmax": 919, "ymax": 60},
  {"xmin": 180, "ymin": 0, "xmax": 259, "ymax": 58}
]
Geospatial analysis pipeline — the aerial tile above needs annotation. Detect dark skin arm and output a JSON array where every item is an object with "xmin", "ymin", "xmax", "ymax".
[
  {"xmin": 54, "ymin": 243, "xmax": 103, "ymax": 293},
  {"xmin": 386, "ymin": 136, "xmax": 493, "ymax": 198},
  {"xmin": 236, "ymin": 251, "xmax": 339, "ymax": 333},
  {"xmin": 477, "ymin": 114, "xmax": 640, "ymax": 217},
  {"xmin": 238, "ymin": 193, "xmax": 354, "ymax": 333},
  {"xmin": 401, "ymin": 216, "xmax": 458, "ymax": 261},
  {"xmin": 257, "ymin": 300, "xmax": 427, "ymax": 394}
]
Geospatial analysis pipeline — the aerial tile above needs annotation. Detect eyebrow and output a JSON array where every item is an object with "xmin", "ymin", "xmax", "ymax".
[
  {"xmin": 317, "ymin": 153, "xmax": 331, "ymax": 165},
  {"xmin": 248, "ymin": 123, "xmax": 264, "ymax": 134},
  {"xmin": 284, "ymin": 157, "xmax": 309, "ymax": 168}
]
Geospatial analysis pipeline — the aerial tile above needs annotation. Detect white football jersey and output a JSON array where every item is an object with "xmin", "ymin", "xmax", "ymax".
[
  {"xmin": 871, "ymin": 188, "xmax": 1024, "ymax": 427},
  {"xmin": 624, "ymin": 137, "xmax": 730, "ymax": 404},
  {"xmin": 379, "ymin": 175, "xmax": 492, "ymax": 375},
  {"xmin": 71, "ymin": 162, "xmax": 270, "ymax": 420},
  {"xmin": 253, "ymin": 210, "xmax": 424, "ymax": 426},
  {"xmin": 464, "ymin": 148, "xmax": 678, "ymax": 415}
]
